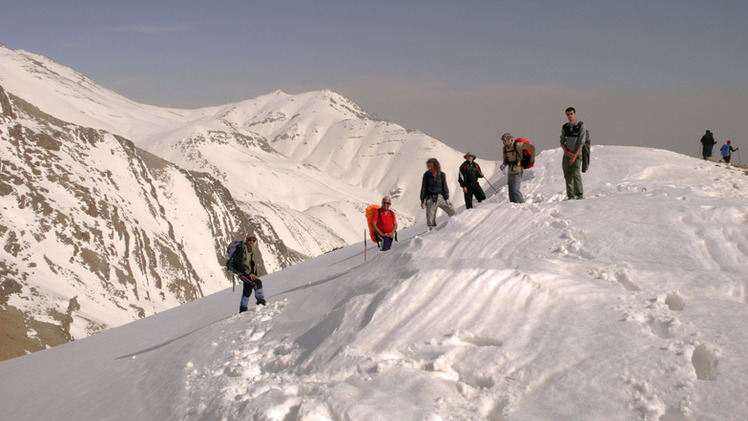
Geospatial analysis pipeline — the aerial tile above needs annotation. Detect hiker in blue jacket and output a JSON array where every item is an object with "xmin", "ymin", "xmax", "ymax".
[
  {"xmin": 235, "ymin": 234, "xmax": 267, "ymax": 312},
  {"xmin": 720, "ymin": 140, "xmax": 738, "ymax": 163}
]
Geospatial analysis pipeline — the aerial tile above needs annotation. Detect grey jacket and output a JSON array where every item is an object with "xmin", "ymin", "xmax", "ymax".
[{"xmin": 560, "ymin": 121, "xmax": 587, "ymax": 153}]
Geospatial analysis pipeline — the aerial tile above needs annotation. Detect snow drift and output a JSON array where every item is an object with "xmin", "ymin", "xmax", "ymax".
[{"xmin": 1, "ymin": 146, "xmax": 746, "ymax": 420}]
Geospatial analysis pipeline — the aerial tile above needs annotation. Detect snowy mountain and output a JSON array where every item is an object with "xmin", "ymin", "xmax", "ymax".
[
  {"xmin": 1, "ymin": 146, "xmax": 746, "ymax": 420},
  {"xmin": 0, "ymin": 85, "xmax": 274, "ymax": 359},
  {"xmin": 0, "ymin": 44, "xmax": 500, "ymax": 261},
  {"xmin": 0, "ymin": 44, "xmax": 500, "ymax": 359}
]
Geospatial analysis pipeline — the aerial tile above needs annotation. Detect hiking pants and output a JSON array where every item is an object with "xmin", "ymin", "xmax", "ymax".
[
  {"xmin": 507, "ymin": 172, "xmax": 525, "ymax": 203},
  {"xmin": 377, "ymin": 234, "xmax": 393, "ymax": 251},
  {"xmin": 464, "ymin": 183, "xmax": 486, "ymax": 209},
  {"xmin": 425, "ymin": 194, "xmax": 456, "ymax": 227},
  {"xmin": 702, "ymin": 146, "xmax": 713, "ymax": 160},
  {"xmin": 562, "ymin": 155, "xmax": 583, "ymax": 199},
  {"xmin": 239, "ymin": 274, "xmax": 264, "ymax": 310}
]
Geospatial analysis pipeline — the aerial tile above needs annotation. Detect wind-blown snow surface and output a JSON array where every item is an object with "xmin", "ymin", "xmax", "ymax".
[{"xmin": 1, "ymin": 146, "xmax": 747, "ymax": 420}]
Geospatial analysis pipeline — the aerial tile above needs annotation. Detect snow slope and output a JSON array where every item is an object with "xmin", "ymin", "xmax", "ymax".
[{"xmin": 1, "ymin": 146, "xmax": 746, "ymax": 420}]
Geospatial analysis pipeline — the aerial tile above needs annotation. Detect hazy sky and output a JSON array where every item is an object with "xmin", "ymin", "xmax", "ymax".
[{"xmin": 2, "ymin": 0, "xmax": 747, "ymax": 160}]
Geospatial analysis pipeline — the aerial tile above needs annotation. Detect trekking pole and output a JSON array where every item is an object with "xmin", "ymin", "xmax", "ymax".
[
  {"xmin": 364, "ymin": 229, "xmax": 367, "ymax": 261},
  {"xmin": 485, "ymin": 178, "xmax": 499, "ymax": 194},
  {"xmin": 232, "ymin": 273, "xmax": 235, "ymax": 292}
]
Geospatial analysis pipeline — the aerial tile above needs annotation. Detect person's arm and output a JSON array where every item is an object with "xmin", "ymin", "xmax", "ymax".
[
  {"xmin": 371, "ymin": 212, "xmax": 384, "ymax": 237},
  {"xmin": 442, "ymin": 172, "xmax": 449, "ymax": 201},
  {"xmin": 420, "ymin": 173, "xmax": 427, "ymax": 208}
]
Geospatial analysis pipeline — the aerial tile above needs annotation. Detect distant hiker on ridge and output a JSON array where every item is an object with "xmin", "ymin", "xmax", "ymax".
[
  {"xmin": 720, "ymin": 140, "xmax": 738, "ymax": 163},
  {"xmin": 701, "ymin": 130, "xmax": 716, "ymax": 160},
  {"xmin": 233, "ymin": 234, "xmax": 267, "ymax": 312},
  {"xmin": 501, "ymin": 133, "xmax": 534, "ymax": 203},
  {"xmin": 371, "ymin": 196, "xmax": 397, "ymax": 251},
  {"xmin": 560, "ymin": 107, "xmax": 587, "ymax": 200},
  {"xmin": 420, "ymin": 158, "xmax": 456, "ymax": 230},
  {"xmin": 458, "ymin": 152, "xmax": 486, "ymax": 209}
]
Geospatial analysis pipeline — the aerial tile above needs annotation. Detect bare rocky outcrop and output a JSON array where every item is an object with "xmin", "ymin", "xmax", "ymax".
[{"xmin": 0, "ymin": 87, "xmax": 273, "ymax": 361}]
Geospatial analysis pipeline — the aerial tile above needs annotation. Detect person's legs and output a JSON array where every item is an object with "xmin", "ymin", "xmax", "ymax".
[
  {"xmin": 508, "ymin": 172, "xmax": 524, "ymax": 203},
  {"xmin": 380, "ymin": 236, "xmax": 393, "ymax": 251},
  {"xmin": 473, "ymin": 185, "xmax": 486, "ymax": 203},
  {"xmin": 437, "ymin": 195, "xmax": 456, "ymax": 216},
  {"xmin": 426, "ymin": 197, "xmax": 438, "ymax": 227},
  {"xmin": 254, "ymin": 278, "xmax": 266, "ymax": 305},
  {"xmin": 464, "ymin": 189, "xmax": 474, "ymax": 209},
  {"xmin": 239, "ymin": 276, "xmax": 255, "ymax": 312}
]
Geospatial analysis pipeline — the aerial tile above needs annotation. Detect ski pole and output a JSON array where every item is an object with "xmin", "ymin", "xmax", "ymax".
[{"xmin": 485, "ymin": 178, "xmax": 499, "ymax": 194}]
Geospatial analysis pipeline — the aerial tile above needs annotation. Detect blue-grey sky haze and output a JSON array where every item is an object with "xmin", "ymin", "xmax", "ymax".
[{"xmin": 2, "ymin": 0, "xmax": 747, "ymax": 160}]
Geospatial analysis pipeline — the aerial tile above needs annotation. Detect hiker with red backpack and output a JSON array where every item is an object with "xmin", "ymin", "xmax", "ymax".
[
  {"xmin": 370, "ymin": 196, "xmax": 397, "ymax": 251},
  {"xmin": 420, "ymin": 158, "xmax": 456, "ymax": 230},
  {"xmin": 458, "ymin": 152, "xmax": 486, "ymax": 209},
  {"xmin": 501, "ymin": 133, "xmax": 535, "ymax": 203}
]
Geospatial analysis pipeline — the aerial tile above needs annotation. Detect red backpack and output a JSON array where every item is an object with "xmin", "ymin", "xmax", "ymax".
[
  {"xmin": 514, "ymin": 138, "xmax": 534, "ymax": 169},
  {"xmin": 365, "ymin": 205, "xmax": 380, "ymax": 243}
]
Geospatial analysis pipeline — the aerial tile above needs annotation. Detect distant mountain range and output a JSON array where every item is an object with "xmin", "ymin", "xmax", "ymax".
[{"xmin": 0, "ymin": 44, "xmax": 499, "ymax": 359}]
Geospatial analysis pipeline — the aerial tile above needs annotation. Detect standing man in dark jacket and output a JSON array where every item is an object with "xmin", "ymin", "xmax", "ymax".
[
  {"xmin": 701, "ymin": 130, "xmax": 716, "ymax": 160},
  {"xmin": 420, "ymin": 158, "xmax": 456, "ymax": 230},
  {"xmin": 560, "ymin": 107, "xmax": 586, "ymax": 200},
  {"xmin": 235, "ymin": 234, "xmax": 267, "ymax": 312},
  {"xmin": 458, "ymin": 152, "xmax": 486, "ymax": 209}
]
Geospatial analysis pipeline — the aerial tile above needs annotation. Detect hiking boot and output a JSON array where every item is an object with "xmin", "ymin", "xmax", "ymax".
[
  {"xmin": 239, "ymin": 306, "xmax": 248, "ymax": 313},
  {"xmin": 256, "ymin": 299, "xmax": 267, "ymax": 306},
  {"xmin": 575, "ymin": 194, "xmax": 584, "ymax": 200}
]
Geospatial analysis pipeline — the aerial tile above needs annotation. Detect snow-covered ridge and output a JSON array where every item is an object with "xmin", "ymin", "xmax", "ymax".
[{"xmin": 1, "ymin": 145, "xmax": 746, "ymax": 420}]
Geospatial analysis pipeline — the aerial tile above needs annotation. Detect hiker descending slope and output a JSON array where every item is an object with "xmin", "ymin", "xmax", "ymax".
[
  {"xmin": 228, "ymin": 234, "xmax": 267, "ymax": 312},
  {"xmin": 458, "ymin": 152, "xmax": 486, "ymax": 209},
  {"xmin": 420, "ymin": 158, "xmax": 456, "ymax": 230},
  {"xmin": 700, "ymin": 130, "xmax": 716, "ymax": 160},
  {"xmin": 721, "ymin": 140, "xmax": 738, "ymax": 163}
]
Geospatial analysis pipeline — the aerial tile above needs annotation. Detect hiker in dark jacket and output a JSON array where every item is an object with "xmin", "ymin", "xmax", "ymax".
[
  {"xmin": 560, "ymin": 107, "xmax": 586, "ymax": 200},
  {"xmin": 235, "ymin": 234, "xmax": 266, "ymax": 312},
  {"xmin": 420, "ymin": 158, "xmax": 456, "ymax": 230},
  {"xmin": 701, "ymin": 130, "xmax": 716, "ymax": 160},
  {"xmin": 458, "ymin": 152, "xmax": 486, "ymax": 209}
]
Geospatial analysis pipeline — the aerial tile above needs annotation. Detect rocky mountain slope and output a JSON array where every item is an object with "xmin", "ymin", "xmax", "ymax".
[{"xmin": 0, "ymin": 85, "xmax": 279, "ymax": 360}]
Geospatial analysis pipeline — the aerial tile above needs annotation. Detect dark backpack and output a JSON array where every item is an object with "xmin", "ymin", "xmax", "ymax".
[
  {"xmin": 581, "ymin": 129, "xmax": 591, "ymax": 173},
  {"xmin": 225, "ymin": 241, "xmax": 243, "ymax": 273}
]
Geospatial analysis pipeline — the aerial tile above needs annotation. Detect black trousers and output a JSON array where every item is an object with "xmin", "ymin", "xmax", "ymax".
[{"xmin": 464, "ymin": 183, "xmax": 486, "ymax": 209}]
